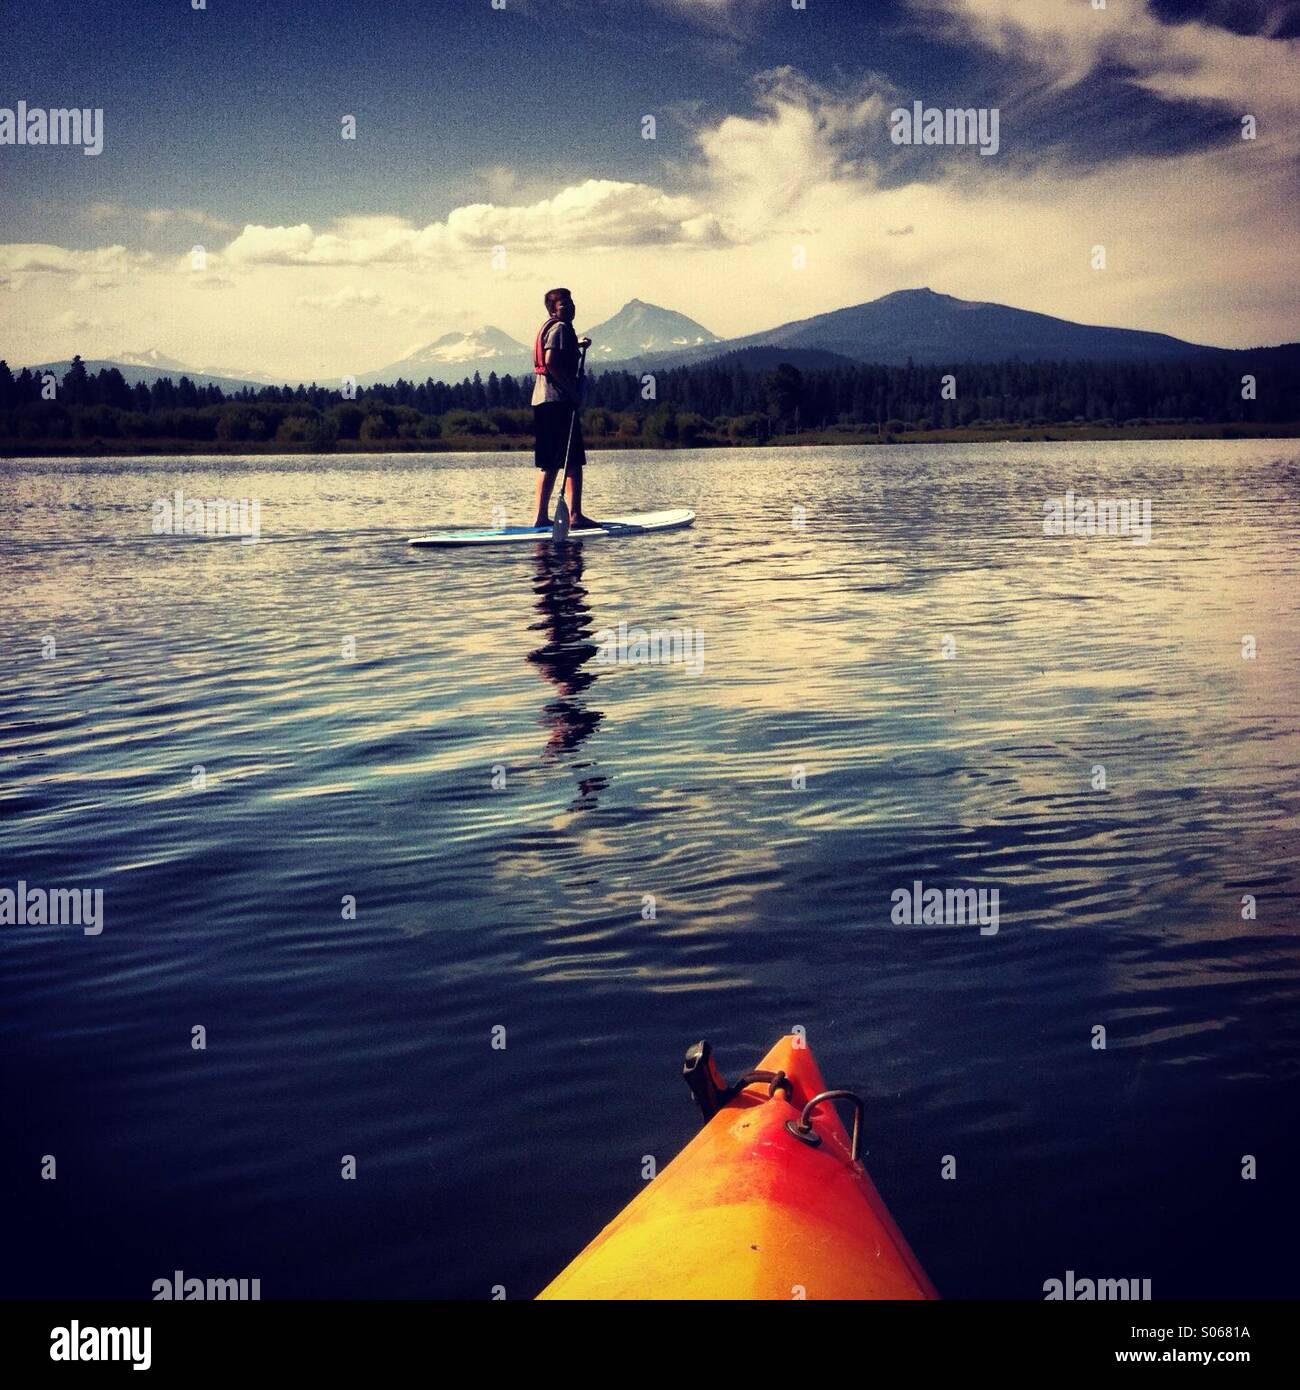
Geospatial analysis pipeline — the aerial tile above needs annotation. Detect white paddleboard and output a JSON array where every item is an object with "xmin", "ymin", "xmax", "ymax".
[{"xmin": 408, "ymin": 508, "xmax": 694, "ymax": 548}]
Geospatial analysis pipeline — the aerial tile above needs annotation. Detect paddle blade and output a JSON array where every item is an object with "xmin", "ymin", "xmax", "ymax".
[{"xmin": 552, "ymin": 493, "xmax": 571, "ymax": 541}]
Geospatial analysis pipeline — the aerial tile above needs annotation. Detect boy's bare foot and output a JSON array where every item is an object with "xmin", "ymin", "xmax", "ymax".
[{"xmin": 570, "ymin": 514, "xmax": 601, "ymax": 529}]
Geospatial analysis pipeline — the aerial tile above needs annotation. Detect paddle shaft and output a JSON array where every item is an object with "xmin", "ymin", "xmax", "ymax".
[{"xmin": 552, "ymin": 344, "xmax": 588, "ymax": 540}]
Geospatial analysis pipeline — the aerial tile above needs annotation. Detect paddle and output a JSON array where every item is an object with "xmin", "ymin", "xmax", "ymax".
[{"xmin": 551, "ymin": 342, "xmax": 589, "ymax": 541}]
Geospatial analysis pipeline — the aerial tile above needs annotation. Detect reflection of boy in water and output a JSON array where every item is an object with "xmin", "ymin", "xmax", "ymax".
[
  {"xmin": 526, "ymin": 546, "xmax": 607, "ymax": 807},
  {"xmin": 531, "ymin": 288, "xmax": 597, "ymax": 530}
]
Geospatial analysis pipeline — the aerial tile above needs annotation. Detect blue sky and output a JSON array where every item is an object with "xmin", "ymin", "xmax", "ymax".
[
  {"xmin": 4, "ymin": 0, "xmax": 958, "ymax": 238},
  {"xmin": 3, "ymin": 0, "xmax": 1297, "ymax": 377}
]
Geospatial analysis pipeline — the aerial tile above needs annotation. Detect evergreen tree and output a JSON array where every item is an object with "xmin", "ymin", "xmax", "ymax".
[{"xmin": 63, "ymin": 355, "xmax": 91, "ymax": 406}]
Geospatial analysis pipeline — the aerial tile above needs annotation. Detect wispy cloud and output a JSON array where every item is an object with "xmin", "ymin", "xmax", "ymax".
[
  {"xmin": 911, "ymin": 0, "xmax": 1300, "ymax": 154},
  {"xmin": 86, "ymin": 202, "xmax": 235, "ymax": 232},
  {"xmin": 54, "ymin": 310, "xmax": 106, "ymax": 335},
  {"xmin": 0, "ymin": 243, "xmax": 151, "ymax": 293},
  {"xmin": 295, "ymin": 285, "xmax": 384, "ymax": 311}
]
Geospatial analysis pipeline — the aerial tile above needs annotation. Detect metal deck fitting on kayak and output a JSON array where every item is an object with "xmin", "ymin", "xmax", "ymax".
[{"xmin": 538, "ymin": 1035, "xmax": 938, "ymax": 1301}]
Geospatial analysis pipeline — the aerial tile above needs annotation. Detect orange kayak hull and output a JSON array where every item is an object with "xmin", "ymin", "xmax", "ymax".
[{"xmin": 538, "ymin": 1036, "xmax": 937, "ymax": 1300}]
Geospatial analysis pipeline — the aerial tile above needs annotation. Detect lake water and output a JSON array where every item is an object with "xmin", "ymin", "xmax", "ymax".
[{"xmin": 2, "ymin": 440, "xmax": 1298, "ymax": 1299}]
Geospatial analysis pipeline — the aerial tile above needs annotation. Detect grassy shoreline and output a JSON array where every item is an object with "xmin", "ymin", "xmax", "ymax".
[{"xmin": 3, "ymin": 420, "xmax": 1298, "ymax": 458}]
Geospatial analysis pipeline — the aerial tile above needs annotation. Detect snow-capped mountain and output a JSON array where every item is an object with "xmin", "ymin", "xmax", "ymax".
[
  {"xmin": 194, "ymin": 362, "xmax": 283, "ymax": 386},
  {"xmin": 115, "ymin": 349, "xmax": 282, "ymax": 386},
  {"xmin": 356, "ymin": 308, "xmax": 722, "ymax": 384},
  {"xmin": 584, "ymin": 299, "xmax": 720, "ymax": 363},
  {"xmin": 113, "ymin": 348, "xmax": 193, "ymax": 372},
  {"xmin": 356, "ymin": 326, "xmax": 531, "ymax": 386}
]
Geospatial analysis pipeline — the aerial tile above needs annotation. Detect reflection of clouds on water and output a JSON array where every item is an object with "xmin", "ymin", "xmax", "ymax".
[{"xmin": 526, "ymin": 541, "xmax": 608, "ymax": 810}]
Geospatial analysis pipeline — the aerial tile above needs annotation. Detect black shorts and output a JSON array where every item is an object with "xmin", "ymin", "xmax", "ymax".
[{"xmin": 534, "ymin": 402, "xmax": 586, "ymax": 472}]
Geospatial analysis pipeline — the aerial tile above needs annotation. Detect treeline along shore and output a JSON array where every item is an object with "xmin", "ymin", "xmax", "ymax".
[{"xmin": 2, "ymin": 351, "xmax": 1297, "ymax": 455}]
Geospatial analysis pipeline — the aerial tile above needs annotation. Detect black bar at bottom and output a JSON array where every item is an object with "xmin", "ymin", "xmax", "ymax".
[{"xmin": 5, "ymin": 1298, "xmax": 1285, "ymax": 1376}]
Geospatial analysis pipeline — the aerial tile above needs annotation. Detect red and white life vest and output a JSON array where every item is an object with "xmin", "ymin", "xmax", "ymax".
[{"xmin": 533, "ymin": 316, "xmax": 563, "ymax": 376}]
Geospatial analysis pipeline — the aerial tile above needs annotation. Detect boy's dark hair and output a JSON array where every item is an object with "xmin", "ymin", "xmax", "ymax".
[{"xmin": 544, "ymin": 287, "xmax": 573, "ymax": 313}]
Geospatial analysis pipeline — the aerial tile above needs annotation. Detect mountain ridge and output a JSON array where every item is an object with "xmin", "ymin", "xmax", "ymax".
[
  {"xmin": 19, "ymin": 356, "xmax": 277, "ymax": 394},
  {"xmin": 620, "ymin": 287, "xmax": 1228, "ymax": 371},
  {"xmin": 13, "ymin": 289, "xmax": 1294, "ymax": 391}
]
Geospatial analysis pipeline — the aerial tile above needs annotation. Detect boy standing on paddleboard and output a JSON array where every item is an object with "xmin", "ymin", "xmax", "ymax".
[{"xmin": 532, "ymin": 287, "xmax": 598, "ymax": 528}]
